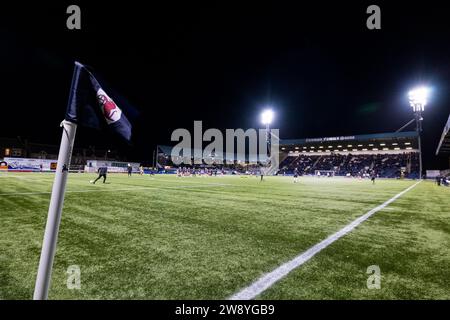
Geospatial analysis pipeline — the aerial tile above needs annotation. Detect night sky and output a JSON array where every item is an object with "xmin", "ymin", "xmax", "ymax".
[{"xmin": 1, "ymin": 2, "xmax": 449, "ymax": 168}]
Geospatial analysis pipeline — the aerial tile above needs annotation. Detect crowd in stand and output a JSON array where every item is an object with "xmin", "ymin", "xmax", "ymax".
[
  {"xmin": 168, "ymin": 163, "xmax": 264, "ymax": 175},
  {"xmin": 279, "ymin": 152, "xmax": 420, "ymax": 178}
]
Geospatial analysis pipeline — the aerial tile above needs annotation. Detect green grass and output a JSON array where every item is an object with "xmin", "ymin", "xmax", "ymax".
[{"xmin": 0, "ymin": 173, "xmax": 449, "ymax": 299}]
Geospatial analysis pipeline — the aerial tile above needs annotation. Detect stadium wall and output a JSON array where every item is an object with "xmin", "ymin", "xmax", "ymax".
[
  {"xmin": 1, "ymin": 157, "xmax": 58, "ymax": 172},
  {"xmin": 85, "ymin": 160, "xmax": 140, "ymax": 173}
]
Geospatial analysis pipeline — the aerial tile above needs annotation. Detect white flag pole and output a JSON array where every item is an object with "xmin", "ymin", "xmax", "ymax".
[{"xmin": 33, "ymin": 120, "xmax": 77, "ymax": 300}]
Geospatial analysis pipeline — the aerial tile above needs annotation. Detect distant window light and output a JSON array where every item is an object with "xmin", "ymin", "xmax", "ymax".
[
  {"xmin": 406, "ymin": 147, "xmax": 413, "ymax": 150},
  {"xmin": 347, "ymin": 145, "xmax": 352, "ymax": 147},
  {"xmin": 380, "ymin": 143, "xmax": 386, "ymax": 146},
  {"xmin": 295, "ymin": 147, "xmax": 299, "ymax": 149},
  {"xmin": 392, "ymin": 143, "xmax": 398, "ymax": 146},
  {"xmin": 368, "ymin": 144, "xmax": 374, "ymax": 146},
  {"xmin": 357, "ymin": 144, "xmax": 363, "ymax": 147},
  {"xmin": 405, "ymin": 142, "xmax": 411, "ymax": 145},
  {"xmin": 362, "ymin": 148, "xmax": 368, "ymax": 151},
  {"xmin": 394, "ymin": 147, "xmax": 400, "ymax": 150},
  {"xmin": 372, "ymin": 148, "xmax": 379, "ymax": 151},
  {"xmin": 382, "ymin": 148, "xmax": 389, "ymax": 150}
]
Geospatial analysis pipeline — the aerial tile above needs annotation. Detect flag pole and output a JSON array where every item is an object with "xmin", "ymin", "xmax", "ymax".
[{"xmin": 33, "ymin": 120, "xmax": 77, "ymax": 300}]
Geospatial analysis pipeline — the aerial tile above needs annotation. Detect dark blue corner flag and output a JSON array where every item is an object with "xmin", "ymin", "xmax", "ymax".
[
  {"xmin": 65, "ymin": 61, "xmax": 132, "ymax": 142},
  {"xmin": 34, "ymin": 61, "xmax": 136, "ymax": 300}
]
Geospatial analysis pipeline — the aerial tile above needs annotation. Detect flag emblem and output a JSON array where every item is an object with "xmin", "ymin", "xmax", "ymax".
[{"xmin": 96, "ymin": 88, "xmax": 122, "ymax": 124}]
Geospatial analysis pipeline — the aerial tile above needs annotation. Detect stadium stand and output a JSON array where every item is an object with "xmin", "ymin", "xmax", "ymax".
[
  {"xmin": 279, "ymin": 131, "xmax": 420, "ymax": 178},
  {"xmin": 279, "ymin": 152, "xmax": 419, "ymax": 178},
  {"xmin": 156, "ymin": 145, "xmax": 263, "ymax": 174}
]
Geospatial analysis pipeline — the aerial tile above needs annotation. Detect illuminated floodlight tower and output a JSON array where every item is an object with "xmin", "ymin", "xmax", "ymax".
[
  {"xmin": 261, "ymin": 109, "xmax": 274, "ymax": 163},
  {"xmin": 408, "ymin": 86, "xmax": 430, "ymax": 178}
]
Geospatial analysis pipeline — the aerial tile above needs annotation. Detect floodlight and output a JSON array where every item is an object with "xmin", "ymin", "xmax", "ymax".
[
  {"xmin": 261, "ymin": 109, "xmax": 274, "ymax": 125},
  {"xmin": 408, "ymin": 86, "xmax": 430, "ymax": 112}
]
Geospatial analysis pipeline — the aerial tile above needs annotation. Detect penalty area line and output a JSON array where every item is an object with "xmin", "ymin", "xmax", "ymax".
[{"xmin": 228, "ymin": 180, "xmax": 421, "ymax": 300}]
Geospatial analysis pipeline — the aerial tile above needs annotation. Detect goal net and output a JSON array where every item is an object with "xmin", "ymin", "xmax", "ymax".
[{"xmin": 314, "ymin": 170, "xmax": 335, "ymax": 177}]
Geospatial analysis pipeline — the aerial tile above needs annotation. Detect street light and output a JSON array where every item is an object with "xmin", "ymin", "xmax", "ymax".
[
  {"xmin": 261, "ymin": 109, "xmax": 274, "ymax": 164},
  {"xmin": 408, "ymin": 86, "xmax": 430, "ymax": 178}
]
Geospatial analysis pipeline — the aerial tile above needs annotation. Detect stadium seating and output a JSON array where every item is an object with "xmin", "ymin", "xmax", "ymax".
[{"xmin": 279, "ymin": 152, "xmax": 419, "ymax": 178}]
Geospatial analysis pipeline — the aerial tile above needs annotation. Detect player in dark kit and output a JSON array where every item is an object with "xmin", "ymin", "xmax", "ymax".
[
  {"xmin": 127, "ymin": 163, "xmax": 132, "ymax": 177},
  {"xmin": 294, "ymin": 168, "xmax": 299, "ymax": 183},
  {"xmin": 92, "ymin": 166, "xmax": 108, "ymax": 184},
  {"xmin": 371, "ymin": 171, "xmax": 376, "ymax": 184}
]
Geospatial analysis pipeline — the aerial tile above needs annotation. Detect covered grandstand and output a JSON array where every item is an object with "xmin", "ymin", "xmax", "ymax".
[
  {"xmin": 279, "ymin": 131, "xmax": 419, "ymax": 178},
  {"xmin": 156, "ymin": 145, "xmax": 263, "ymax": 174}
]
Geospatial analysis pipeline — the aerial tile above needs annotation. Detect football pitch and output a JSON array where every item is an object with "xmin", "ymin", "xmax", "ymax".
[{"xmin": 1, "ymin": 173, "xmax": 449, "ymax": 300}]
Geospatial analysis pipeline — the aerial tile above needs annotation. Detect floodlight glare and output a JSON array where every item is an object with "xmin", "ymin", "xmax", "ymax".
[
  {"xmin": 408, "ymin": 86, "xmax": 430, "ymax": 112},
  {"xmin": 406, "ymin": 86, "xmax": 431, "ymax": 179},
  {"xmin": 261, "ymin": 109, "xmax": 274, "ymax": 125}
]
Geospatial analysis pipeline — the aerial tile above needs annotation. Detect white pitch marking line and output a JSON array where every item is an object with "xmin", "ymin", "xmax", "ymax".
[
  {"xmin": 229, "ymin": 180, "xmax": 421, "ymax": 300},
  {"xmin": 0, "ymin": 182, "xmax": 232, "ymax": 196}
]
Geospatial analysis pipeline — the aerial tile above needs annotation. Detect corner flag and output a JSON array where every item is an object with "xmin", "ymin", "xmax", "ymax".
[
  {"xmin": 65, "ymin": 61, "xmax": 133, "ymax": 142},
  {"xmin": 33, "ymin": 62, "xmax": 134, "ymax": 300}
]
